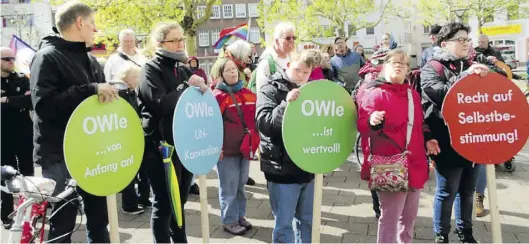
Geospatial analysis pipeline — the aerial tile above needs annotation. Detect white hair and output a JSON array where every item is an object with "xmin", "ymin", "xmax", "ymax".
[
  {"xmin": 225, "ymin": 40, "xmax": 252, "ymax": 61},
  {"xmin": 119, "ymin": 29, "xmax": 135, "ymax": 42},
  {"xmin": 116, "ymin": 61, "xmax": 140, "ymax": 82},
  {"xmin": 273, "ymin": 22, "xmax": 295, "ymax": 40}
]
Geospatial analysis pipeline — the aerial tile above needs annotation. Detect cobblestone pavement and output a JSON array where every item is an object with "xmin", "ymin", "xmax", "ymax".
[{"xmin": 2, "ymin": 144, "xmax": 529, "ymax": 243}]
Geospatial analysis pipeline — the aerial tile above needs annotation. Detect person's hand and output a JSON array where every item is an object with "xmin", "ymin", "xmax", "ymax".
[
  {"xmin": 97, "ymin": 83, "xmax": 118, "ymax": 103},
  {"xmin": 369, "ymin": 111, "xmax": 385, "ymax": 126},
  {"xmin": 286, "ymin": 89, "xmax": 300, "ymax": 102},
  {"xmin": 426, "ymin": 139, "xmax": 441, "ymax": 155},
  {"xmin": 487, "ymin": 56, "xmax": 498, "ymax": 64},
  {"xmin": 24, "ymin": 91, "xmax": 31, "ymax": 96},
  {"xmin": 188, "ymin": 75, "xmax": 208, "ymax": 93},
  {"xmin": 468, "ymin": 63, "xmax": 489, "ymax": 77},
  {"xmin": 244, "ymin": 67, "xmax": 252, "ymax": 77},
  {"xmin": 1, "ymin": 97, "xmax": 7, "ymax": 103}
]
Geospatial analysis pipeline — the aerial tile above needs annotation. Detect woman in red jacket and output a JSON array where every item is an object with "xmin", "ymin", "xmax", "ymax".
[
  {"xmin": 212, "ymin": 58, "xmax": 257, "ymax": 235},
  {"xmin": 357, "ymin": 49, "xmax": 439, "ymax": 243}
]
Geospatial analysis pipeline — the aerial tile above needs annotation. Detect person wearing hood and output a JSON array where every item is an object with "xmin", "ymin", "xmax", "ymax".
[
  {"xmin": 357, "ymin": 49, "xmax": 433, "ymax": 244},
  {"xmin": 255, "ymin": 50, "xmax": 317, "ymax": 243},
  {"xmin": 137, "ymin": 22, "xmax": 208, "ymax": 243},
  {"xmin": 211, "ymin": 58, "xmax": 257, "ymax": 235},
  {"xmin": 104, "ymin": 29, "xmax": 147, "ymax": 82},
  {"xmin": 187, "ymin": 56, "xmax": 208, "ymax": 83},
  {"xmin": 29, "ymin": 1, "xmax": 118, "ymax": 242},
  {"xmin": 420, "ymin": 22, "xmax": 489, "ymax": 243}
]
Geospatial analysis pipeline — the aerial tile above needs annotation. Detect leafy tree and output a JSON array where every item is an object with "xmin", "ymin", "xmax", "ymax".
[
  {"xmin": 257, "ymin": 0, "xmax": 393, "ymax": 45},
  {"xmin": 49, "ymin": 0, "xmax": 219, "ymax": 55}
]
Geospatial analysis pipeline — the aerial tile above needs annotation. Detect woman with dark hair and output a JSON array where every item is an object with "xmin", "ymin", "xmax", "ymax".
[
  {"xmin": 354, "ymin": 45, "xmax": 366, "ymax": 60},
  {"xmin": 420, "ymin": 22, "xmax": 489, "ymax": 243},
  {"xmin": 138, "ymin": 22, "xmax": 209, "ymax": 243}
]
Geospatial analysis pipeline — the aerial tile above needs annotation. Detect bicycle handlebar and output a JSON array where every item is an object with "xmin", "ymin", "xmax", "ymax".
[{"xmin": 1, "ymin": 173, "xmax": 77, "ymax": 203}]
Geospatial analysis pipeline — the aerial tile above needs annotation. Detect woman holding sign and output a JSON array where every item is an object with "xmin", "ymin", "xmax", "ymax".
[
  {"xmin": 212, "ymin": 58, "xmax": 258, "ymax": 235},
  {"xmin": 357, "ymin": 49, "xmax": 431, "ymax": 244},
  {"xmin": 137, "ymin": 22, "xmax": 208, "ymax": 243},
  {"xmin": 420, "ymin": 22, "xmax": 489, "ymax": 243}
]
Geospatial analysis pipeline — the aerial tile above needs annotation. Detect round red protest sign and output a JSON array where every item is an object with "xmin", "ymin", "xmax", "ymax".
[{"xmin": 442, "ymin": 73, "xmax": 529, "ymax": 164}]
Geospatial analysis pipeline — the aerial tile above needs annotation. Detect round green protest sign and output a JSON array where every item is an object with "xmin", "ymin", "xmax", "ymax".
[
  {"xmin": 64, "ymin": 95, "xmax": 144, "ymax": 196},
  {"xmin": 282, "ymin": 80, "xmax": 357, "ymax": 174}
]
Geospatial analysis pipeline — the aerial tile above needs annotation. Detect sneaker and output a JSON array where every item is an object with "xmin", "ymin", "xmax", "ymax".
[
  {"xmin": 239, "ymin": 217, "xmax": 253, "ymax": 230},
  {"xmin": 122, "ymin": 207, "xmax": 145, "ymax": 215},
  {"xmin": 375, "ymin": 212, "xmax": 381, "ymax": 219},
  {"xmin": 246, "ymin": 177, "xmax": 256, "ymax": 186},
  {"xmin": 434, "ymin": 233, "xmax": 449, "ymax": 243},
  {"xmin": 189, "ymin": 183, "xmax": 200, "ymax": 195},
  {"xmin": 138, "ymin": 199, "xmax": 153, "ymax": 208},
  {"xmin": 475, "ymin": 193, "xmax": 486, "ymax": 217},
  {"xmin": 504, "ymin": 159, "xmax": 515, "ymax": 172},
  {"xmin": 2, "ymin": 219, "xmax": 13, "ymax": 230},
  {"xmin": 223, "ymin": 223, "xmax": 246, "ymax": 235},
  {"xmin": 455, "ymin": 229, "xmax": 478, "ymax": 243}
]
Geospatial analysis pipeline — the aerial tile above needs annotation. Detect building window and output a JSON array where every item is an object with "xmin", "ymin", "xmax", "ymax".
[
  {"xmin": 211, "ymin": 29, "xmax": 220, "ymax": 45},
  {"xmin": 223, "ymin": 4, "xmax": 234, "ymax": 19},
  {"xmin": 198, "ymin": 30, "xmax": 209, "ymax": 47},
  {"xmin": 366, "ymin": 27, "xmax": 375, "ymax": 35},
  {"xmin": 248, "ymin": 3, "xmax": 258, "ymax": 17},
  {"xmin": 249, "ymin": 27, "xmax": 260, "ymax": 43},
  {"xmin": 196, "ymin": 5, "xmax": 206, "ymax": 19},
  {"xmin": 423, "ymin": 25, "xmax": 430, "ymax": 34},
  {"xmin": 2, "ymin": 0, "xmax": 10, "ymax": 3},
  {"xmin": 19, "ymin": 0, "xmax": 31, "ymax": 3},
  {"xmin": 235, "ymin": 4, "xmax": 246, "ymax": 18},
  {"xmin": 210, "ymin": 5, "xmax": 221, "ymax": 19}
]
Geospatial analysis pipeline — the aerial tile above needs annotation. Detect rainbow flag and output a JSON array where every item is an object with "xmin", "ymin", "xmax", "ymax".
[
  {"xmin": 212, "ymin": 23, "xmax": 248, "ymax": 49},
  {"xmin": 9, "ymin": 35, "xmax": 36, "ymax": 75}
]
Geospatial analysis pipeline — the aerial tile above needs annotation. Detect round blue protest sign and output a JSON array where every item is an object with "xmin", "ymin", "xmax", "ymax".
[{"xmin": 173, "ymin": 88, "xmax": 223, "ymax": 175}]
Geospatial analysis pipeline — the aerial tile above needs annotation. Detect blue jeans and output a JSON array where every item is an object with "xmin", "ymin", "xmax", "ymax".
[
  {"xmin": 475, "ymin": 164, "xmax": 487, "ymax": 194},
  {"xmin": 216, "ymin": 156, "xmax": 250, "ymax": 225},
  {"xmin": 433, "ymin": 165, "xmax": 479, "ymax": 234},
  {"xmin": 267, "ymin": 180, "xmax": 314, "ymax": 243}
]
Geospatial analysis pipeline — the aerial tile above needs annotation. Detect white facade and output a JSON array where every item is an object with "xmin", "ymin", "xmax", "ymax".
[{"xmin": 1, "ymin": 0, "xmax": 54, "ymax": 48}]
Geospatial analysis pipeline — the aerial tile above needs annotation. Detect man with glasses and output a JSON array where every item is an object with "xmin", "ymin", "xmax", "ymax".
[
  {"xmin": 475, "ymin": 34, "xmax": 504, "ymax": 65},
  {"xmin": 104, "ymin": 29, "xmax": 147, "ymax": 82},
  {"xmin": 1, "ymin": 46, "xmax": 34, "ymax": 229},
  {"xmin": 331, "ymin": 37, "xmax": 365, "ymax": 93}
]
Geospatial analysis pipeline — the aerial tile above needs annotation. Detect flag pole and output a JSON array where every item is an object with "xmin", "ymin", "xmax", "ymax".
[{"xmin": 246, "ymin": 16, "xmax": 251, "ymax": 41}]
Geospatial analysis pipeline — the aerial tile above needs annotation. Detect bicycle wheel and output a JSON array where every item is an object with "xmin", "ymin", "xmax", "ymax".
[{"xmin": 354, "ymin": 134, "xmax": 363, "ymax": 168}]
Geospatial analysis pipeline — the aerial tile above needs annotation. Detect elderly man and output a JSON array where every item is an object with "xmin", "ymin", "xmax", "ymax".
[
  {"xmin": 331, "ymin": 37, "xmax": 365, "ymax": 92},
  {"xmin": 104, "ymin": 29, "xmax": 147, "ymax": 81},
  {"xmin": 475, "ymin": 34, "xmax": 504, "ymax": 65},
  {"xmin": 30, "ymin": 1, "xmax": 118, "ymax": 242},
  {"xmin": 421, "ymin": 24, "xmax": 442, "ymax": 67},
  {"xmin": 1, "ymin": 47, "xmax": 34, "ymax": 229},
  {"xmin": 252, "ymin": 22, "xmax": 296, "ymax": 94}
]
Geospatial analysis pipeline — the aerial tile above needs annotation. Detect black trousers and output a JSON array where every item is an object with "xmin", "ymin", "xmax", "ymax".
[{"xmin": 143, "ymin": 143, "xmax": 193, "ymax": 243}]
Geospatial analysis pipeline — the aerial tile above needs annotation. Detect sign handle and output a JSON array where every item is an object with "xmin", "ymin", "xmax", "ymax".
[
  {"xmin": 486, "ymin": 164, "xmax": 502, "ymax": 243},
  {"xmin": 311, "ymin": 173, "xmax": 323, "ymax": 243},
  {"xmin": 106, "ymin": 194, "xmax": 120, "ymax": 243},
  {"xmin": 198, "ymin": 174, "xmax": 210, "ymax": 243}
]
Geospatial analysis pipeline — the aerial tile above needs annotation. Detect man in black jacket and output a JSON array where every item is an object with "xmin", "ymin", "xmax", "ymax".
[
  {"xmin": 475, "ymin": 34, "xmax": 504, "ymax": 65},
  {"xmin": 255, "ymin": 50, "xmax": 317, "ymax": 243},
  {"xmin": 1, "ymin": 47, "xmax": 34, "ymax": 229},
  {"xmin": 30, "ymin": 1, "xmax": 118, "ymax": 242}
]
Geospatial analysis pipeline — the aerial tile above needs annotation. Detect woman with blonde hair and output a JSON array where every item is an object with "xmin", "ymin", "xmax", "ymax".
[{"xmin": 211, "ymin": 40, "xmax": 253, "ymax": 87}]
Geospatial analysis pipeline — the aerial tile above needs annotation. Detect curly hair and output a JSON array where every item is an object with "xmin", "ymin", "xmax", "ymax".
[{"xmin": 436, "ymin": 22, "xmax": 471, "ymax": 46}]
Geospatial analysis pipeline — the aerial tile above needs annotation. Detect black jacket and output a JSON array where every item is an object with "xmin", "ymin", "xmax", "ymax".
[
  {"xmin": 1, "ymin": 72, "xmax": 33, "ymax": 140},
  {"xmin": 420, "ymin": 47, "xmax": 473, "ymax": 168},
  {"xmin": 475, "ymin": 46, "xmax": 504, "ymax": 64},
  {"xmin": 255, "ymin": 71, "xmax": 314, "ymax": 184},
  {"xmin": 137, "ymin": 51, "xmax": 191, "ymax": 146},
  {"xmin": 112, "ymin": 82, "xmax": 139, "ymax": 114},
  {"xmin": 30, "ymin": 34, "xmax": 104, "ymax": 165}
]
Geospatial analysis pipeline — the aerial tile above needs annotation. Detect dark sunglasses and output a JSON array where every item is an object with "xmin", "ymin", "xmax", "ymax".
[
  {"xmin": 1, "ymin": 57, "xmax": 15, "ymax": 62},
  {"xmin": 282, "ymin": 36, "xmax": 296, "ymax": 41}
]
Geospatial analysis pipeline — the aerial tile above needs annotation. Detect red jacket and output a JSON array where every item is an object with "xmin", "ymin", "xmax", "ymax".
[
  {"xmin": 213, "ymin": 88, "xmax": 257, "ymax": 156},
  {"xmin": 309, "ymin": 66, "xmax": 325, "ymax": 81},
  {"xmin": 356, "ymin": 80, "xmax": 428, "ymax": 189}
]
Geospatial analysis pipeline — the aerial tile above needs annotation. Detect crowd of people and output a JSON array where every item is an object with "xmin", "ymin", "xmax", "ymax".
[{"xmin": 1, "ymin": 1, "xmax": 528, "ymax": 243}]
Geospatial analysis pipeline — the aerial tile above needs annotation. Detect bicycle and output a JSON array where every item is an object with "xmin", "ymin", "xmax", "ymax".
[{"xmin": 1, "ymin": 166, "xmax": 82, "ymax": 243}]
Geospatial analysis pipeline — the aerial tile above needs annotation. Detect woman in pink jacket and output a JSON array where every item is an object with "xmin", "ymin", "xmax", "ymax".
[{"xmin": 357, "ymin": 49, "xmax": 439, "ymax": 243}]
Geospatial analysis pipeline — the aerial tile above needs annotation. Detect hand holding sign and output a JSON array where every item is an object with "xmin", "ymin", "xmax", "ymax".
[{"xmin": 442, "ymin": 73, "xmax": 529, "ymax": 164}]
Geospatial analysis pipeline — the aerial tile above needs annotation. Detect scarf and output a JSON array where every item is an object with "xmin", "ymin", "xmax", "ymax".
[
  {"xmin": 156, "ymin": 49, "xmax": 187, "ymax": 63},
  {"xmin": 216, "ymin": 80, "xmax": 244, "ymax": 93}
]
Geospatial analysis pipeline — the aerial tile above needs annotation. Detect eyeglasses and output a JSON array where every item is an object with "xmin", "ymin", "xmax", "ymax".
[
  {"xmin": 386, "ymin": 60, "xmax": 408, "ymax": 67},
  {"xmin": 448, "ymin": 37, "xmax": 471, "ymax": 44},
  {"xmin": 1, "ymin": 57, "xmax": 15, "ymax": 62},
  {"xmin": 161, "ymin": 37, "xmax": 186, "ymax": 44},
  {"xmin": 282, "ymin": 36, "xmax": 296, "ymax": 41}
]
